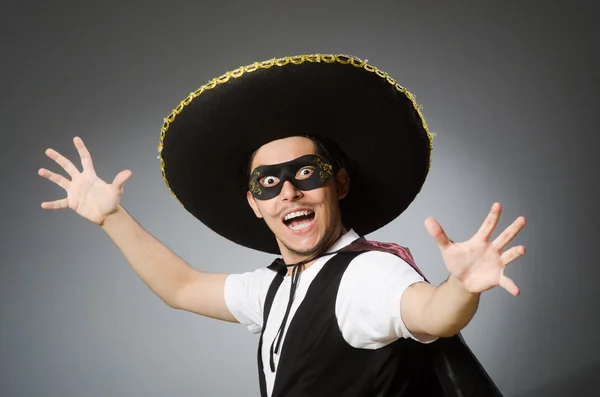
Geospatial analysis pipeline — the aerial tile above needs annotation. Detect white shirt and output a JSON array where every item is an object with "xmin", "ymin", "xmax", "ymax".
[{"xmin": 224, "ymin": 230, "xmax": 437, "ymax": 396}]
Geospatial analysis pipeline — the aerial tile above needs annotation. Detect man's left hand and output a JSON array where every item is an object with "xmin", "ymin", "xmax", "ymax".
[{"xmin": 425, "ymin": 202, "xmax": 526, "ymax": 296}]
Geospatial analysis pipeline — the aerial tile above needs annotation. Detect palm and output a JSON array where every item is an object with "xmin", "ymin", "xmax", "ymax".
[
  {"xmin": 66, "ymin": 170, "xmax": 119, "ymax": 220},
  {"xmin": 442, "ymin": 240, "xmax": 506, "ymax": 293},
  {"xmin": 39, "ymin": 137, "xmax": 131, "ymax": 225},
  {"xmin": 426, "ymin": 203, "xmax": 526, "ymax": 296}
]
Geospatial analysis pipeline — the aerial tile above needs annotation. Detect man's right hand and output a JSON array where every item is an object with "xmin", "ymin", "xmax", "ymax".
[
  {"xmin": 38, "ymin": 136, "xmax": 132, "ymax": 226},
  {"xmin": 38, "ymin": 136, "xmax": 237, "ymax": 323}
]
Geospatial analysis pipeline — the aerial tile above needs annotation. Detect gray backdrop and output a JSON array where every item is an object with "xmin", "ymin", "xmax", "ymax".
[{"xmin": 3, "ymin": 1, "xmax": 599, "ymax": 396}]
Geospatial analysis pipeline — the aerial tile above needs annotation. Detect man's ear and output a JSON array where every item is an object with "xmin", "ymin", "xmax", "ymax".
[
  {"xmin": 246, "ymin": 191, "xmax": 264, "ymax": 218},
  {"xmin": 335, "ymin": 168, "xmax": 350, "ymax": 200}
]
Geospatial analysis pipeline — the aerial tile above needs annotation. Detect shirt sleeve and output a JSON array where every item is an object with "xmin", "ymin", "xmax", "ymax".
[
  {"xmin": 336, "ymin": 251, "xmax": 439, "ymax": 349},
  {"xmin": 224, "ymin": 267, "xmax": 276, "ymax": 334}
]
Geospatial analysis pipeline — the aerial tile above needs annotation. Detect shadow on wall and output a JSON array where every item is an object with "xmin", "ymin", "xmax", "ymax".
[{"xmin": 513, "ymin": 361, "xmax": 600, "ymax": 397}]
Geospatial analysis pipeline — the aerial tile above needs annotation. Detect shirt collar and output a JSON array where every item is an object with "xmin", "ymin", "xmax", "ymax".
[{"xmin": 325, "ymin": 229, "xmax": 360, "ymax": 253}]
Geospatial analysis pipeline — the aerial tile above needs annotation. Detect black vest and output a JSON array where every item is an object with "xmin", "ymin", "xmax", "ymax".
[{"xmin": 257, "ymin": 247, "xmax": 503, "ymax": 397}]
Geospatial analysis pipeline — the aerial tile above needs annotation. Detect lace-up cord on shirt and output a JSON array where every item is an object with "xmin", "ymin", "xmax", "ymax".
[{"xmin": 266, "ymin": 247, "xmax": 346, "ymax": 372}]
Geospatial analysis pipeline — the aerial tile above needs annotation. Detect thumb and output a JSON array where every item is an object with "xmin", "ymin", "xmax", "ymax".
[
  {"xmin": 499, "ymin": 274, "xmax": 520, "ymax": 297},
  {"xmin": 425, "ymin": 217, "xmax": 452, "ymax": 250},
  {"xmin": 113, "ymin": 170, "xmax": 132, "ymax": 189}
]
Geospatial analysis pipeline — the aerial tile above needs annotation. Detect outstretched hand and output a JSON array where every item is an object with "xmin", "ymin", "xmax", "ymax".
[
  {"xmin": 38, "ymin": 137, "xmax": 132, "ymax": 225},
  {"xmin": 425, "ymin": 203, "xmax": 526, "ymax": 296}
]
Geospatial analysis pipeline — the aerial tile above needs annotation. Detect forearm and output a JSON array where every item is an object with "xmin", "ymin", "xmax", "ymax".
[
  {"xmin": 421, "ymin": 276, "xmax": 480, "ymax": 337},
  {"xmin": 100, "ymin": 205, "xmax": 198, "ymax": 307}
]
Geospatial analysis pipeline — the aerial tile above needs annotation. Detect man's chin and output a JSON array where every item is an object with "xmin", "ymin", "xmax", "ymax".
[{"xmin": 279, "ymin": 234, "xmax": 330, "ymax": 261}]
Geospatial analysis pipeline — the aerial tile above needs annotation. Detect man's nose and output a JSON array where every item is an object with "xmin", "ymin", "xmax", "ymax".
[{"xmin": 280, "ymin": 180, "xmax": 303, "ymax": 201}]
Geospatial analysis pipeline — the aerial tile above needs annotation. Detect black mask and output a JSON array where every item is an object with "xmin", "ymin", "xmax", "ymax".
[{"xmin": 249, "ymin": 154, "xmax": 334, "ymax": 200}]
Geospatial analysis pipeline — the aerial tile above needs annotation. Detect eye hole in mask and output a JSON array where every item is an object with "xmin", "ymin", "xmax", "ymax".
[
  {"xmin": 260, "ymin": 166, "xmax": 315, "ymax": 187},
  {"xmin": 249, "ymin": 155, "xmax": 333, "ymax": 200}
]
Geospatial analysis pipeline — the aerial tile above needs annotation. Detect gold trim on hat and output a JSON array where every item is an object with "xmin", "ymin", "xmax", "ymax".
[{"xmin": 158, "ymin": 54, "xmax": 434, "ymax": 202}]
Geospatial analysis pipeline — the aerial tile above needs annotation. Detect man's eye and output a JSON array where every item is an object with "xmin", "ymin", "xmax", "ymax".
[
  {"xmin": 296, "ymin": 167, "xmax": 314, "ymax": 180},
  {"xmin": 260, "ymin": 176, "xmax": 280, "ymax": 187}
]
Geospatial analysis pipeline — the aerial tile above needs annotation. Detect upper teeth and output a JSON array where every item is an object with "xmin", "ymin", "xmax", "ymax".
[{"xmin": 284, "ymin": 210, "xmax": 312, "ymax": 221}]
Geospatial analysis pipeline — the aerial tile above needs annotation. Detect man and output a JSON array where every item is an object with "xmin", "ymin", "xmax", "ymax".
[{"xmin": 39, "ymin": 54, "xmax": 526, "ymax": 396}]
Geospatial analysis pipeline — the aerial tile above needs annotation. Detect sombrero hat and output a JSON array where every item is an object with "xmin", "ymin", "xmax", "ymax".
[{"xmin": 158, "ymin": 54, "xmax": 433, "ymax": 254}]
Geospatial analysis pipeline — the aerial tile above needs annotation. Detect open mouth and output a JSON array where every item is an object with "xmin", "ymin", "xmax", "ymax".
[{"xmin": 283, "ymin": 210, "xmax": 316, "ymax": 231}]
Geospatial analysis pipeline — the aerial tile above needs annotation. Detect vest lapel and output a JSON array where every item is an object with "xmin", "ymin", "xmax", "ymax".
[
  {"xmin": 270, "ymin": 251, "xmax": 362, "ymax": 396},
  {"xmin": 258, "ymin": 265, "xmax": 286, "ymax": 397}
]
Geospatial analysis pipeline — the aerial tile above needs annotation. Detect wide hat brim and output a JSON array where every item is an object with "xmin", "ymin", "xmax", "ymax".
[{"xmin": 159, "ymin": 54, "xmax": 433, "ymax": 255}]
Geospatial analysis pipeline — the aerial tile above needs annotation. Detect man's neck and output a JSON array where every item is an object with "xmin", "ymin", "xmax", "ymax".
[{"xmin": 280, "ymin": 226, "xmax": 348, "ymax": 275}]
